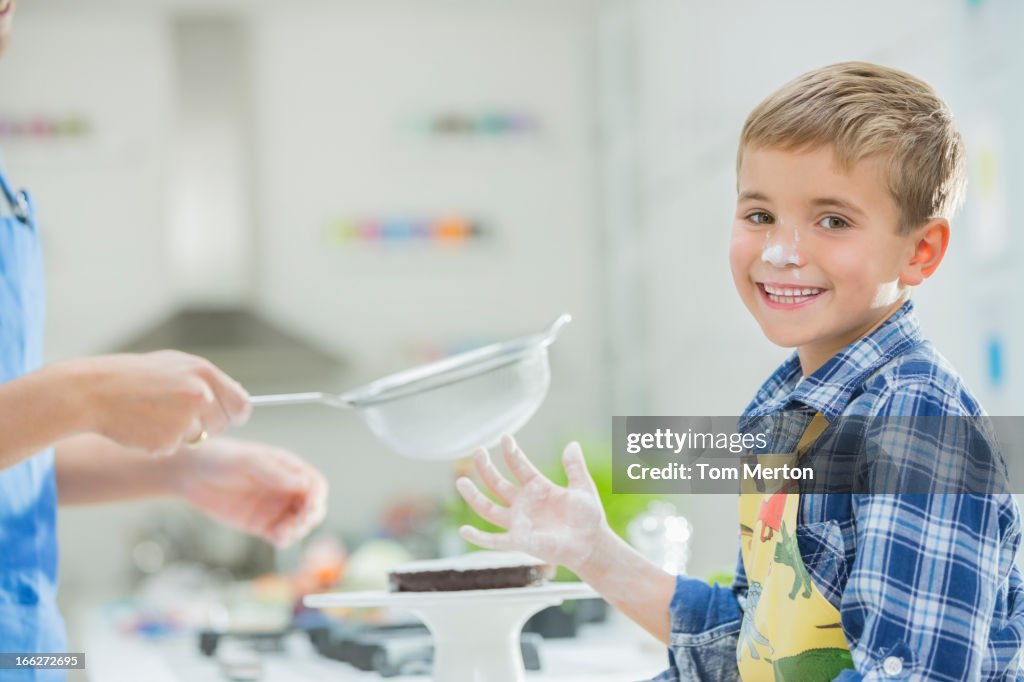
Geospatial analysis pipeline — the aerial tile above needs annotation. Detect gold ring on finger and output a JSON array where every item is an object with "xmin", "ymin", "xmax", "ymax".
[{"xmin": 186, "ymin": 429, "xmax": 208, "ymax": 446}]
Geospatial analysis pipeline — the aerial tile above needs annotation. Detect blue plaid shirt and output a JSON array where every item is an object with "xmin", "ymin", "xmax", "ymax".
[{"xmin": 652, "ymin": 300, "xmax": 1024, "ymax": 681}]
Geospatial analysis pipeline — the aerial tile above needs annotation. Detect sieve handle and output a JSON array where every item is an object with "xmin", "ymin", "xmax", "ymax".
[
  {"xmin": 250, "ymin": 392, "xmax": 351, "ymax": 409},
  {"xmin": 540, "ymin": 313, "xmax": 572, "ymax": 346}
]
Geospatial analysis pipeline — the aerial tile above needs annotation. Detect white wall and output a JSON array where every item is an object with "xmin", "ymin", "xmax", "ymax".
[{"xmin": 0, "ymin": 6, "xmax": 177, "ymax": 360}]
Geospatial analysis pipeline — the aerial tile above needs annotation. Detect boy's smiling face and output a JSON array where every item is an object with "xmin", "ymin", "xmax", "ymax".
[{"xmin": 730, "ymin": 144, "xmax": 931, "ymax": 374}]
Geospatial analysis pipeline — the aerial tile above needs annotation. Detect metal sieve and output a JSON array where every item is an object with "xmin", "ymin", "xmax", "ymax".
[{"xmin": 250, "ymin": 314, "xmax": 571, "ymax": 460}]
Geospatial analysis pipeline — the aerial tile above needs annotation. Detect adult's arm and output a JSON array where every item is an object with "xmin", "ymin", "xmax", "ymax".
[
  {"xmin": 0, "ymin": 351, "xmax": 250, "ymax": 473},
  {"xmin": 54, "ymin": 433, "xmax": 175, "ymax": 504},
  {"xmin": 55, "ymin": 434, "xmax": 328, "ymax": 548},
  {"xmin": 0, "ymin": 363, "xmax": 89, "ymax": 472}
]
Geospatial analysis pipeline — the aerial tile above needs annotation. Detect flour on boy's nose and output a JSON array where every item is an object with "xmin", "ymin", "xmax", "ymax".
[
  {"xmin": 761, "ymin": 243, "xmax": 801, "ymax": 267},
  {"xmin": 761, "ymin": 228, "xmax": 802, "ymax": 267}
]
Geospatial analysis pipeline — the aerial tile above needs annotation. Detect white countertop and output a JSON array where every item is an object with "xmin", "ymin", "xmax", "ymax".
[{"xmin": 83, "ymin": 611, "xmax": 668, "ymax": 682}]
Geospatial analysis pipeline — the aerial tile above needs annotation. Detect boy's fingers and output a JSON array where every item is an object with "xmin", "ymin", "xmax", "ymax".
[
  {"xmin": 501, "ymin": 434, "xmax": 546, "ymax": 486},
  {"xmin": 459, "ymin": 525, "xmax": 515, "ymax": 551},
  {"xmin": 473, "ymin": 448, "xmax": 518, "ymax": 504},
  {"xmin": 456, "ymin": 477, "xmax": 511, "ymax": 528},
  {"xmin": 563, "ymin": 442, "xmax": 598, "ymax": 495}
]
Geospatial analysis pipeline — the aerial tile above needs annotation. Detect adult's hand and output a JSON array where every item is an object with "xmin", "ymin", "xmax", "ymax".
[
  {"xmin": 66, "ymin": 350, "xmax": 251, "ymax": 456},
  {"xmin": 168, "ymin": 437, "xmax": 328, "ymax": 547}
]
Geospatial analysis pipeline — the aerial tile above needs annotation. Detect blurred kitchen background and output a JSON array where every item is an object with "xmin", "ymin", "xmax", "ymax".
[{"xmin": 1, "ymin": 0, "xmax": 1022, "ymax": 679}]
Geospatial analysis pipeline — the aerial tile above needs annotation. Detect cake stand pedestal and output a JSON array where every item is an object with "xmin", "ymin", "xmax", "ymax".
[{"xmin": 304, "ymin": 583, "xmax": 597, "ymax": 682}]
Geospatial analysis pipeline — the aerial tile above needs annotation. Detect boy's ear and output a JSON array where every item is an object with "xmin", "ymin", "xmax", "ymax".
[{"xmin": 900, "ymin": 218, "xmax": 949, "ymax": 286}]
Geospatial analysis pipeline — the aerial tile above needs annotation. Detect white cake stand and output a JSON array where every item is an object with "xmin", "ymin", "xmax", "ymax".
[{"xmin": 304, "ymin": 583, "xmax": 597, "ymax": 682}]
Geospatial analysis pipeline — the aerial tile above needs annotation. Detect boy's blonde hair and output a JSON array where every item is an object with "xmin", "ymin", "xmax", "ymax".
[{"xmin": 737, "ymin": 61, "xmax": 966, "ymax": 234}]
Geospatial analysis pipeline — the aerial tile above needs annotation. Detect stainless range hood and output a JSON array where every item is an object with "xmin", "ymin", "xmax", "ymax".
[{"xmin": 116, "ymin": 307, "xmax": 343, "ymax": 393}]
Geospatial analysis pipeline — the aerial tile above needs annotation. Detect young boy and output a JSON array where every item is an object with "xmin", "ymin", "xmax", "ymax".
[{"xmin": 457, "ymin": 62, "xmax": 1024, "ymax": 680}]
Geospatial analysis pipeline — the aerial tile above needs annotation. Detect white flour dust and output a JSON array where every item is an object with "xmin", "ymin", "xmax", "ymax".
[{"xmin": 761, "ymin": 229, "xmax": 802, "ymax": 267}]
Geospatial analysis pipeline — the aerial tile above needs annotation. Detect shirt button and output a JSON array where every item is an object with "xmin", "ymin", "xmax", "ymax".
[{"xmin": 882, "ymin": 656, "xmax": 903, "ymax": 676}]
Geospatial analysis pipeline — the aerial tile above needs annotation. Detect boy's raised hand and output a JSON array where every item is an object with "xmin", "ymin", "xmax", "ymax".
[
  {"xmin": 456, "ymin": 435, "xmax": 608, "ymax": 574},
  {"xmin": 460, "ymin": 435, "xmax": 677, "ymax": 646}
]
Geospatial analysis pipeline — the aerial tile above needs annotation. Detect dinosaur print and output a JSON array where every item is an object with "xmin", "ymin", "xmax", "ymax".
[
  {"xmin": 757, "ymin": 492, "xmax": 787, "ymax": 542},
  {"xmin": 772, "ymin": 647, "xmax": 854, "ymax": 680},
  {"xmin": 773, "ymin": 521, "xmax": 813, "ymax": 600},
  {"xmin": 737, "ymin": 581, "xmax": 772, "ymax": 661}
]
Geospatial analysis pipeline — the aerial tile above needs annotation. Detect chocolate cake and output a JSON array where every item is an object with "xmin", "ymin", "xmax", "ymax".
[{"xmin": 388, "ymin": 552, "xmax": 552, "ymax": 593}]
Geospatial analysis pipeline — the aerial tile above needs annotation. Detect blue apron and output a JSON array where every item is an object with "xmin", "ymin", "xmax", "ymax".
[{"xmin": 0, "ymin": 162, "xmax": 66, "ymax": 681}]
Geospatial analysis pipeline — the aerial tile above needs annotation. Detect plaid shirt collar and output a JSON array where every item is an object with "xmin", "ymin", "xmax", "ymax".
[{"xmin": 742, "ymin": 299, "xmax": 923, "ymax": 422}]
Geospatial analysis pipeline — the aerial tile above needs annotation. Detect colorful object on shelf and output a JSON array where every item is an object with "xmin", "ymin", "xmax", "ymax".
[
  {"xmin": 327, "ymin": 215, "xmax": 485, "ymax": 246},
  {"xmin": 987, "ymin": 334, "xmax": 1005, "ymax": 388},
  {"xmin": 0, "ymin": 115, "xmax": 92, "ymax": 139},
  {"xmin": 409, "ymin": 111, "xmax": 541, "ymax": 137},
  {"xmin": 967, "ymin": 120, "xmax": 1010, "ymax": 263}
]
